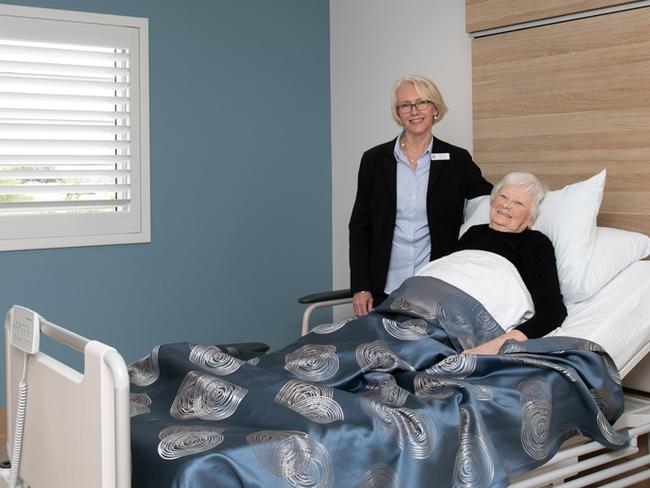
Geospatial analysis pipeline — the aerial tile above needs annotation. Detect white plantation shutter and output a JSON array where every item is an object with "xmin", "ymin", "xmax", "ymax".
[{"xmin": 0, "ymin": 5, "xmax": 149, "ymax": 251}]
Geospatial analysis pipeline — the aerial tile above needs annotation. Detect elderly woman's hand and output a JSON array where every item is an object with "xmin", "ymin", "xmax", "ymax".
[
  {"xmin": 352, "ymin": 291, "xmax": 373, "ymax": 317},
  {"xmin": 463, "ymin": 329, "xmax": 527, "ymax": 355}
]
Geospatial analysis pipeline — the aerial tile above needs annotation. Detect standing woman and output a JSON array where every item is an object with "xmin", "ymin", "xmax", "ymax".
[{"xmin": 349, "ymin": 74, "xmax": 492, "ymax": 316}]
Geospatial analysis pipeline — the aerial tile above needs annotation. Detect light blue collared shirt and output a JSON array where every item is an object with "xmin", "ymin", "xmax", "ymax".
[{"xmin": 384, "ymin": 134, "xmax": 432, "ymax": 294}]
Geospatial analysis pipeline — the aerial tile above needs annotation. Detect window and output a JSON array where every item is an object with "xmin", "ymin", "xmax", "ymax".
[{"xmin": 0, "ymin": 4, "xmax": 149, "ymax": 251}]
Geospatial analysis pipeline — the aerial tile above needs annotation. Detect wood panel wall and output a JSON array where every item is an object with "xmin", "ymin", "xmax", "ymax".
[
  {"xmin": 472, "ymin": 7, "xmax": 650, "ymax": 235},
  {"xmin": 466, "ymin": 0, "xmax": 633, "ymax": 32}
]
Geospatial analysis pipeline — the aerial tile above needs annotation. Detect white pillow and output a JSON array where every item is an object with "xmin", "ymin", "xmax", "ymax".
[
  {"xmin": 416, "ymin": 249, "xmax": 534, "ymax": 331},
  {"xmin": 459, "ymin": 195, "xmax": 490, "ymax": 238},
  {"xmin": 533, "ymin": 170, "xmax": 606, "ymax": 303},
  {"xmin": 566, "ymin": 226, "xmax": 650, "ymax": 302},
  {"xmin": 459, "ymin": 170, "xmax": 607, "ymax": 304}
]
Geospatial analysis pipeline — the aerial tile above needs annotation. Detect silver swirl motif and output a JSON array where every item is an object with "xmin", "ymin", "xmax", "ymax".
[
  {"xmin": 437, "ymin": 296, "xmax": 502, "ymax": 350},
  {"xmin": 518, "ymin": 377, "xmax": 551, "ymax": 461},
  {"xmin": 596, "ymin": 411, "xmax": 627, "ymax": 446},
  {"xmin": 360, "ymin": 399, "xmax": 435, "ymax": 459},
  {"xmin": 275, "ymin": 380, "xmax": 344, "ymax": 424},
  {"xmin": 285, "ymin": 441, "xmax": 333, "ymax": 488},
  {"xmin": 604, "ymin": 355, "xmax": 621, "ymax": 385},
  {"xmin": 247, "ymin": 430, "xmax": 310, "ymax": 477},
  {"xmin": 415, "ymin": 375, "xmax": 493, "ymax": 401},
  {"xmin": 362, "ymin": 375, "xmax": 408, "ymax": 407},
  {"xmin": 577, "ymin": 341, "xmax": 605, "ymax": 353},
  {"xmin": 170, "ymin": 371, "xmax": 247, "ymax": 420},
  {"xmin": 475, "ymin": 305, "xmax": 501, "ymax": 334},
  {"xmin": 128, "ymin": 345, "xmax": 160, "ymax": 386},
  {"xmin": 158, "ymin": 425, "xmax": 224, "ymax": 460},
  {"xmin": 382, "ymin": 318, "xmax": 429, "ymax": 341},
  {"xmin": 464, "ymin": 384, "xmax": 492, "ymax": 401},
  {"xmin": 576, "ymin": 341, "xmax": 621, "ymax": 384},
  {"xmin": 130, "ymin": 392, "xmax": 152, "ymax": 417},
  {"xmin": 453, "ymin": 405, "xmax": 494, "ymax": 488},
  {"xmin": 500, "ymin": 341, "xmax": 526, "ymax": 354},
  {"xmin": 357, "ymin": 464, "xmax": 404, "ymax": 488},
  {"xmin": 393, "ymin": 407, "xmax": 435, "ymax": 459},
  {"xmin": 470, "ymin": 304, "xmax": 504, "ymax": 341},
  {"xmin": 437, "ymin": 304, "xmax": 473, "ymax": 337},
  {"xmin": 402, "ymin": 318, "xmax": 430, "ymax": 333},
  {"xmin": 312, "ymin": 316, "xmax": 354, "ymax": 334},
  {"xmin": 502, "ymin": 355, "xmax": 579, "ymax": 382},
  {"xmin": 189, "ymin": 344, "xmax": 244, "ymax": 375},
  {"xmin": 389, "ymin": 297, "xmax": 435, "ymax": 319},
  {"xmin": 591, "ymin": 387, "xmax": 615, "ymax": 420},
  {"xmin": 414, "ymin": 374, "xmax": 455, "ymax": 400},
  {"xmin": 356, "ymin": 340, "xmax": 414, "ymax": 373},
  {"xmin": 285, "ymin": 344, "xmax": 339, "ymax": 382},
  {"xmin": 426, "ymin": 354, "xmax": 476, "ymax": 379},
  {"xmin": 247, "ymin": 356, "xmax": 260, "ymax": 366},
  {"xmin": 246, "ymin": 430, "xmax": 333, "ymax": 487}
]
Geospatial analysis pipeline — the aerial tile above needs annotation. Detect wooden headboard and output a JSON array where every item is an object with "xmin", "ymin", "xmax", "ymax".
[{"xmin": 470, "ymin": 5, "xmax": 650, "ymax": 236}]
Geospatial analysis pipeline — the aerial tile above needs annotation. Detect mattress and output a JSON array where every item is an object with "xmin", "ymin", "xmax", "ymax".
[{"xmin": 549, "ymin": 261, "xmax": 650, "ymax": 371}]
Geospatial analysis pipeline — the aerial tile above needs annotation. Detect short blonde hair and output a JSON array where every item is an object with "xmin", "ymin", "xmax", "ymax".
[
  {"xmin": 390, "ymin": 74, "xmax": 448, "ymax": 125},
  {"xmin": 491, "ymin": 172, "xmax": 548, "ymax": 222}
]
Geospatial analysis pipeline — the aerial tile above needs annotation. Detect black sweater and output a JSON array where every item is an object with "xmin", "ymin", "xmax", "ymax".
[{"xmin": 455, "ymin": 224, "xmax": 567, "ymax": 338}]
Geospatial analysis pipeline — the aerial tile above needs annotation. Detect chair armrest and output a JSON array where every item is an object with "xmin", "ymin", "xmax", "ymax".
[
  {"xmin": 298, "ymin": 289, "xmax": 352, "ymax": 304},
  {"xmin": 298, "ymin": 289, "xmax": 354, "ymax": 336},
  {"xmin": 220, "ymin": 342, "xmax": 270, "ymax": 360}
]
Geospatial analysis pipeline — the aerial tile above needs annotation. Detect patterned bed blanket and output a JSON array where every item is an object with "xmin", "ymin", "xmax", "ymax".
[{"xmin": 128, "ymin": 276, "xmax": 628, "ymax": 487}]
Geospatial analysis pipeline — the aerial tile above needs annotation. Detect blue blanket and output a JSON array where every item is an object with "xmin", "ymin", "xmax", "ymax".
[{"xmin": 128, "ymin": 276, "xmax": 627, "ymax": 487}]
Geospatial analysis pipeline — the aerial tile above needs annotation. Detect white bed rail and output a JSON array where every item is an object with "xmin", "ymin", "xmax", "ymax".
[
  {"xmin": 509, "ymin": 407, "xmax": 650, "ymax": 487},
  {"xmin": 3, "ymin": 306, "xmax": 131, "ymax": 488}
]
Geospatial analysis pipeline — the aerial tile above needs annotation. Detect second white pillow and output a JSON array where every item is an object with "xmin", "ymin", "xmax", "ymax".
[{"xmin": 533, "ymin": 170, "xmax": 605, "ymax": 303}]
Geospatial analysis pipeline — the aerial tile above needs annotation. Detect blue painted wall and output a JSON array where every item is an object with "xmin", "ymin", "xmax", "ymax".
[{"xmin": 0, "ymin": 0, "xmax": 332, "ymax": 401}]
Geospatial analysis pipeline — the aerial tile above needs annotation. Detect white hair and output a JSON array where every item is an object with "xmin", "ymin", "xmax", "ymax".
[{"xmin": 490, "ymin": 172, "xmax": 548, "ymax": 221}]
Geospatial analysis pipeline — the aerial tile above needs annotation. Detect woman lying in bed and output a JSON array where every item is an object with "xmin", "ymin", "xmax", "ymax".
[{"xmin": 417, "ymin": 172, "xmax": 567, "ymax": 355}]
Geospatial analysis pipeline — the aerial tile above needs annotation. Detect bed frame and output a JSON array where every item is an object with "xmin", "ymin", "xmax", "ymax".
[
  {"xmin": 2, "ymin": 307, "xmax": 130, "ymax": 488},
  {"xmin": 3, "ymin": 301, "xmax": 650, "ymax": 488}
]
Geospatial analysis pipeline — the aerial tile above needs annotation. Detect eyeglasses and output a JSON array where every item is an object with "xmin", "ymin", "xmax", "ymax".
[{"xmin": 396, "ymin": 100, "xmax": 433, "ymax": 114}]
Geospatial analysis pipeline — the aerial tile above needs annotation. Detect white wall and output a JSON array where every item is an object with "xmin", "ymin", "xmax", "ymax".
[{"xmin": 330, "ymin": 0, "xmax": 473, "ymax": 318}]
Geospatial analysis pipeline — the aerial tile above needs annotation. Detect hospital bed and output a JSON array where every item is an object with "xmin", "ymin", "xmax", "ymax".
[
  {"xmin": 3, "ymin": 256, "xmax": 650, "ymax": 487},
  {"xmin": 3, "ymin": 168, "xmax": 650, "ymax": 487}
]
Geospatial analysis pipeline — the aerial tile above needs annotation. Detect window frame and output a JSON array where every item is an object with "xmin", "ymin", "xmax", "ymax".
[{"xmin": 0, "ymin": 3, "xmax": 150, "ymax": 251}]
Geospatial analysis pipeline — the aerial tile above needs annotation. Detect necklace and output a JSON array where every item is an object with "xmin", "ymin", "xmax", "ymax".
[{"xmin": 400, "ymin": 136, "xmax": 423, "ymax": 165}]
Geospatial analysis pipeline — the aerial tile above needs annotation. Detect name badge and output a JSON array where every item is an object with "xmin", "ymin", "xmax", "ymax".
[{"xmin": 431, "ymin": 153, "xmax": 450, "ymax": 161}]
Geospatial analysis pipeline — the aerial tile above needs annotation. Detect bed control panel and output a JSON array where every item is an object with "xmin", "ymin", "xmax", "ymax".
[{"xmin": 11, "ymin": 305, "xmax": 40, "ymax": 354}]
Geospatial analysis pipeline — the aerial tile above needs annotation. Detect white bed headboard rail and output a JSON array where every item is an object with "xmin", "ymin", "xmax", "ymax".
[{"xmin": 3, "ymin": 306, "xmax": 130, "ymax": 488}]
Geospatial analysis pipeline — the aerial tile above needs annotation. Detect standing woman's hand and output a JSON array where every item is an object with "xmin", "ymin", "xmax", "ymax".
[{"xmin": 352, "ymin": 291, "xmax": 373, "ymax": 317}]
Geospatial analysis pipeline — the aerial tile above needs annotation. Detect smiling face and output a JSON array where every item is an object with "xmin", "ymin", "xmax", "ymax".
[
  {"xmin": 489, "ymin": 184, "xmax": 534, "ymax": 233},
  {"xmin": 395, "ymin": 82, "xmax": 437, "ymax": 137}
]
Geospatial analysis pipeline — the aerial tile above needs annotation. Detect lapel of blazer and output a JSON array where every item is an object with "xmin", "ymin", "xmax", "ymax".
[
  {"xmin": 427, "ymin": 136, "xmax": 443, "ymax": 204},
  {"xmin": 383, "ymin": 138, "xmax": 398, "ymax": 211}
]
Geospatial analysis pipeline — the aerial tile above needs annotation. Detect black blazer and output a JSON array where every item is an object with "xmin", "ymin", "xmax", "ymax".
[{"xmin": 349, "ymin": 136, "xmax": 493, "ymax": 296}]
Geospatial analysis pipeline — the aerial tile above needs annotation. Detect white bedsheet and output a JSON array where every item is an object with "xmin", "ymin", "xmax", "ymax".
[
  {"xmin": 416, "ymin": 250, "xmax": 534, "ymax": 331},
  {"xmin": 548, "ymin": 261, "xmax": 650, "ymax": 370}
]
